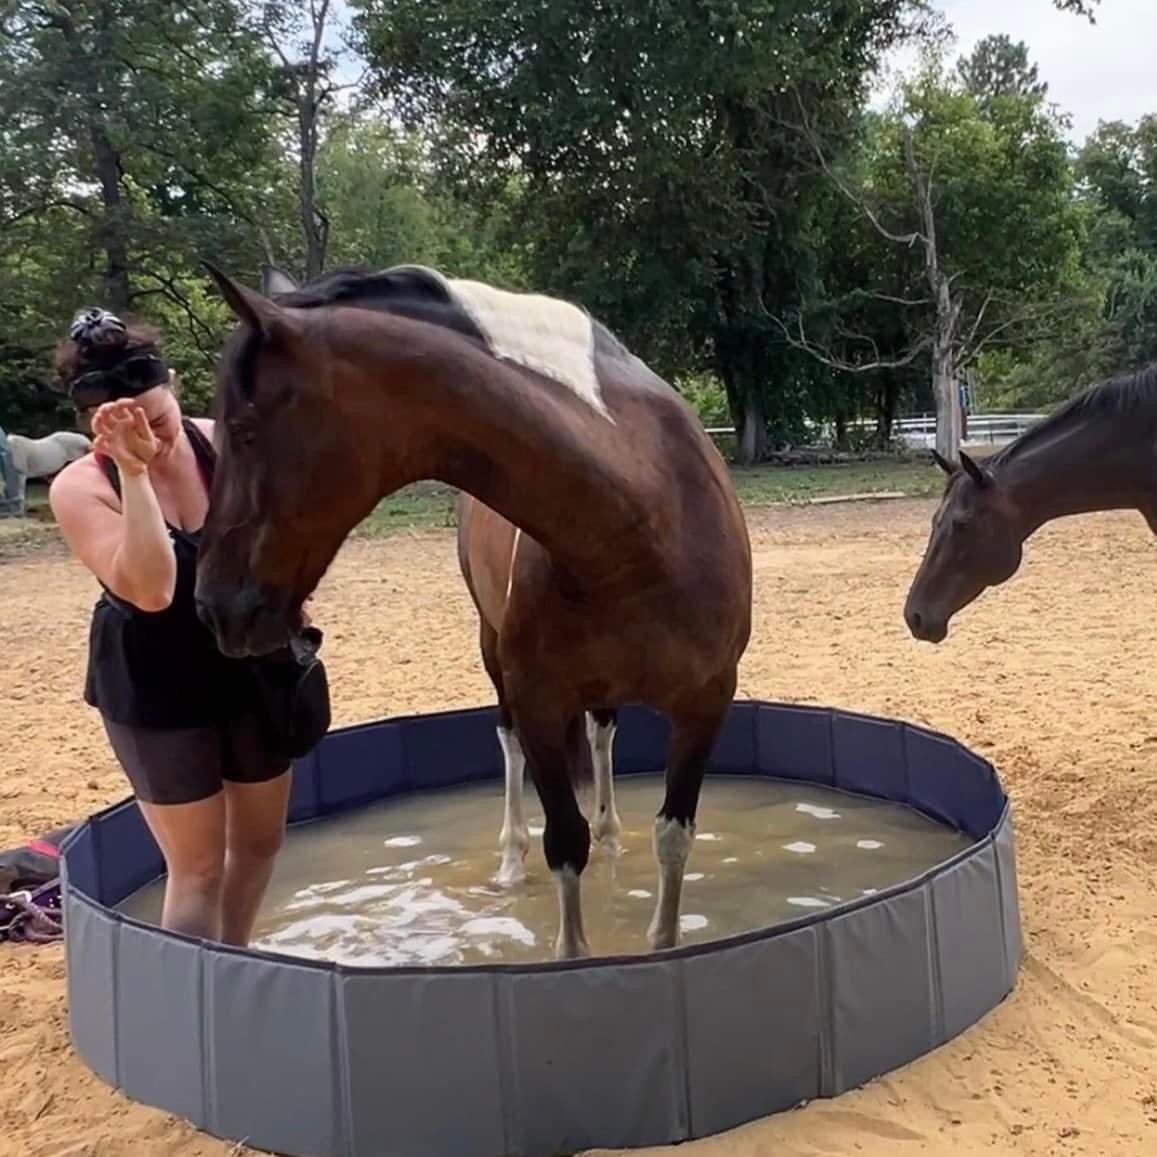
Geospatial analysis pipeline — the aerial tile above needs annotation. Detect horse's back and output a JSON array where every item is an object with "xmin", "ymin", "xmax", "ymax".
[{"xmin": 10, "ymin": 431, "xmax": 91, "ymax": 477}]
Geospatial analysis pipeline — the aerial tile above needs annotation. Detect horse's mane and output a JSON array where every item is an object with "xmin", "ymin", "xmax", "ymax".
[
  {"xmin": 991, "ymin": 359, "xmax": 1157, "ymax": 465},
  {"xmin": 218, "ymin": 263, "xmax": 635, "ymax": 412},
  {"xmin": 217, "ymin": 264, "xmax": 484, "ymax": 411},
  {"xmin": 270, "ymin": 264, "xmax": 455, "ymax": 312}
]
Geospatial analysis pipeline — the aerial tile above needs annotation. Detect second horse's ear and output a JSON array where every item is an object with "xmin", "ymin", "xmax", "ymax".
[
  {"xmin": 959, "ymin": 450, "xmax": 992, "ymax": 488},
  {"xmin": 931, "ymin": 449, "xmax": 956, "ymax": 475},
  {"xmin": 261, "ymin": 263, "xmax": 299, "ymax": 298}
]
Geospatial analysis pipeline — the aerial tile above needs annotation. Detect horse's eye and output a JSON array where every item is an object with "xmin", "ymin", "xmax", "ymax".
[{"xmin": 227, "ymin": 419, "xmax": 256, "ymax": 448}]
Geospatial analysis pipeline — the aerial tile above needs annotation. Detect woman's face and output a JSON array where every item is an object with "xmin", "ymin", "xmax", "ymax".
[{"xmin": 128, "ymin": 379, "xmax": 182, "ymax": 455}]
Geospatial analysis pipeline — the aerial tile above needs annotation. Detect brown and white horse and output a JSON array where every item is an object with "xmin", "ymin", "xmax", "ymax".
[{"xmin": 195, "ymin": 262, "xmax": 753, "ymax": 959}]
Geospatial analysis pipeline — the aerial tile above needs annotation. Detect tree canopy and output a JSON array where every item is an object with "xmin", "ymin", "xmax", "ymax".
[{"xmin": 0, "ymin": 0, "xmax": 1150, "ymax": 465}]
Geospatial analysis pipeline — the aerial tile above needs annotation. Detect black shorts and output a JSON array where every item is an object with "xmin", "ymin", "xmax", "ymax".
[{"xmin": 102, "ymin": 713, "xmax": 291, "ymax": 806}]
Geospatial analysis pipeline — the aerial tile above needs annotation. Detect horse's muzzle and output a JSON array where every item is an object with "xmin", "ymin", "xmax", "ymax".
[
  {"xmin": 196, "ymin": 582, "xmax": 293, "ymax": 658},
  {"xmin": 904, "ymin": 604, "xmax": 948, "ymax": 644}
]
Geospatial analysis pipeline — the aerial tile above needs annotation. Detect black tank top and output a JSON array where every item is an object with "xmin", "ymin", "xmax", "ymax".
[{"xmin": 83, "ymin": 419, "xmax": 249, "ymax": 728}]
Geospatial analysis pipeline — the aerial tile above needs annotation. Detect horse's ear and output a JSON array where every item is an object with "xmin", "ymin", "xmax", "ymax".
[
  {"xmin": 203, "ymin": 261, "xmax": 297, "ymax": 341},
  {"xmin": 959, "ymin": 450, "xmax": 991, "ymax": 488},
  {"xmin": 931, "ymin": 449, "xmax": 956, "ymax": 475},
  {"xmin": 261, "ymin": 263, "xmax": 299, "ymax": 298}
]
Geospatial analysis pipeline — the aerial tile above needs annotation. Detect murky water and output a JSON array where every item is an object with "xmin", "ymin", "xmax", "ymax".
[{"xmin": 119, "ymin": 775, "xmax": 972, "ymax": 966}]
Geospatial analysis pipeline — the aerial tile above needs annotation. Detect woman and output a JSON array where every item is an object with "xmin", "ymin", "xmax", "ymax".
[{"xmin": 49, "ymin": 307, "xmax": 292, "ymax": 946}]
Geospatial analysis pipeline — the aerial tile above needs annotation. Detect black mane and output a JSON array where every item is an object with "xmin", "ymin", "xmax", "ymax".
[
  {"xmin": 991, "ymin": 359, "xmax": 1157, "ymax": 464},
  {"xmin": 273, "ymin": 263, "xmax": 633, "ymax": 360},
  {"xmin": 216, "ymin": 263, "xmax": 635, "ymax": 412},
  {"xmin": 272, "ymin": 264, "xmax": 487, "ymax": 344}
]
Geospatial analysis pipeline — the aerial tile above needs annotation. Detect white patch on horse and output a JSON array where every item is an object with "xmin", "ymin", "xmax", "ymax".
[
  {"xmin": 505, "ymin": 528, "xmax": 521, "ymax": 603},
  {"xmin": 586, "ymin": 713, "xmax": 621, "ymax": 857},
  {"xmin": 553, "ymin": 865, "xmax": 591, "ymax": 959},
  {"xmin": 495, "ymin": 725, "xmax": 529, "ymax": 887},
  {"xmin": 394, "ymin": 265, "xmax": 612, "ymax": 421},
  {"xmin": 647, "ymin": 816, "xmax": 696, "ymax": 951}
]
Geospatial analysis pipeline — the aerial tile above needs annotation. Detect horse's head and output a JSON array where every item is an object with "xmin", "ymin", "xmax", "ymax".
[
  {"xmin": 903, "ymin": 450, "xmax": 1023, "ymax": 643},
  {"xmin": 195, "ymin": 264, "xmax": 386, "ymax": 658}
]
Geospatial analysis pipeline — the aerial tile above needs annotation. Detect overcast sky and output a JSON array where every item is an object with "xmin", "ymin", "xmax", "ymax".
[
  {"xmin": 332, "ymin": 1, "xmax": 1154, "ymax": 144},
  {"xmin": 879, "ymin": 0, "xmax": 1157, "ymax": 141}
]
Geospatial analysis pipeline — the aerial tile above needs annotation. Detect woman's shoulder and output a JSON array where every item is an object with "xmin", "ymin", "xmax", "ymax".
[
  {"xmin": 48, "ymin": 452, "xmax": 116, "ymax": 516},
  {"xmin": 188, "ymin": 416, "xmax": 215, "ymax": 440}
]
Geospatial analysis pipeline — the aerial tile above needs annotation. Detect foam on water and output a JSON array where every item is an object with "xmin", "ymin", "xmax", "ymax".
[{"xmin": 119, "ymin": 774, "xmax": 972, "ymax": 966}]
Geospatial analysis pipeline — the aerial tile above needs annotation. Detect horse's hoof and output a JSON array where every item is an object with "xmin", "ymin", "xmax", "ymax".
[
  {"xmin": 647, "ymin": 919, "xmax": 678, "ymax": 953},
  {"xmin": 495, "ymin": 858, "xmax": 527, "ymax": 888},
  {"xmin": 596, "ymin": 835, "xmax": 623, "ymax": 860},
  {"xmin": 555, "ymin": 935, "xmax": 592, "ymax": 961},
  {"xmin": 591, "ymin": 816, "xmax": 623, "ymax": 856}
]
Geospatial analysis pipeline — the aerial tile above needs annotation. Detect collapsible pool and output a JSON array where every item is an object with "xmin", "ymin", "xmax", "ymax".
[{"xmin": 61, "ymin": 700, "xmax": 1021, "ymax": 1157}]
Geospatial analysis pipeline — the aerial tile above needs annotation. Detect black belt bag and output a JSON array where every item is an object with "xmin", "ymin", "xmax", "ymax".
[{"xmin": 246, "ymin": 626, "xmax": 331, "ymax": 759}]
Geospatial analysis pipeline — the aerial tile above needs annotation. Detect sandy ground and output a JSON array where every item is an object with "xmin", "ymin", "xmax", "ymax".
[{"xmin": 3, "ymin": 499, "xmax": 1157, "ymax": 1157}]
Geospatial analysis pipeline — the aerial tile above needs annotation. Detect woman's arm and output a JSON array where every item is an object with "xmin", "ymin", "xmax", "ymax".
[{"xmin": 50, "ymin": 459, "xmax": 177, "ymax": 612}]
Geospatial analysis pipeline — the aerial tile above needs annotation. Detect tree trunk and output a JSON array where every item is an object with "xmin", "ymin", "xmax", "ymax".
[
  {"xmin": 906, "ymin": 126, "xmax": 962, "ymax": 463},
  {"xmin": 54, "ymin": 4, "xmax": 131, "ymax": 311},
  {"xmin": 834, "ymin": 409, "xmax": 849, "ymax": 450},
  {"xmin": 91, "ymin": 122, "xmax": 131, "ymax": 312},
  {"xmin": 875, "ymin": 378, "xmax": 898, "ymax": 447},
  {"xmin": 932, "ymin": 336, "xmax": 960, "ymax": 461},
  {"xmin": 299, "ymin": 100, "xmax": 326, "ymax": 278},
  {"xmin": 737, "ymin": 389, "xmax": 768, "ymax": 466}
]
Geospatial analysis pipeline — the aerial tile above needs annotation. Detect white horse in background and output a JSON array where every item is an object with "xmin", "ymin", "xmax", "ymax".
[{"xmin": 2, "ymin": 430, "xmax": 91, "ymax": 510}]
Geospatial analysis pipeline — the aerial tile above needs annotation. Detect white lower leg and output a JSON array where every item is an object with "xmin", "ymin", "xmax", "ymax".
[
  {"xmin": 647, "ymin": 816, "xmax": 695, "ymax": 951},
  {"xmin": 496, "ymin": 726, "xmax": 530, "ymax": 886},
  {"xmin": 587, "ymin": 713, "xmax": 622, "ymax": 855},
  {"xmin": 553, "ymin": 865, "xmax": 591, "ymax": 959}
]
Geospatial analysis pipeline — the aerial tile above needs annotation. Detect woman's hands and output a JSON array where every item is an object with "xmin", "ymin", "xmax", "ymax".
[{"xmin": 91, "ymin": 400, "xmax": 160, "ymax": 477}]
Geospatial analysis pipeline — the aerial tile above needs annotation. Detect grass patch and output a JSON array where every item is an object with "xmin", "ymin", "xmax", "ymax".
[
  {"xmin": 729, "ymin": 458, "xmax": 941, "ymax": 507},
  {"xmin": 355, "ymin": 458, "xmax": 941, "ymax": 535},
  {"xmin": 4, "ymin": 458, "xmax": 943, "ymax": 557}
]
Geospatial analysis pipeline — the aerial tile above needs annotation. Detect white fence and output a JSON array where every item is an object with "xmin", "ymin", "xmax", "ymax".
[
  {"xmin": 882, "ymin": 412, "xmax": 1047, "ymax": 450},
  {"xmin": 704, "ymin": 412, "xmax": 1047, "ymax": 451}
]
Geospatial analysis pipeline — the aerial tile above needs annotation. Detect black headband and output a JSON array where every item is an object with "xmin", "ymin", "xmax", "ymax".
[{"xmin": 66, "ymin": 354, "xmax": 171, "ymax": 410}]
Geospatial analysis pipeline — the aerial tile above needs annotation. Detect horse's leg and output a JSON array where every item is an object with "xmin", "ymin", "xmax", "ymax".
[
  {"xmin": 513, "ymin": 703, "xmax": 592, "ymax": 959},
  {"xmin": 587, "ymin": 708, "xmax": 622, "ymax": 856},
  {"xmin": 647, "ymin": 676, "xmax": 735, "ymax": 951},
  {"xmin": 479, "ymin": 621, "xmax": 530, "ymax": 887}
]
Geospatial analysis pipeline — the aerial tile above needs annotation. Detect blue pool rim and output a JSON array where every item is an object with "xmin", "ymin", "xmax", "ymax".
[{"xmin": 61, "ymin": 699, "xmax": 1022, "ymax": 1157}]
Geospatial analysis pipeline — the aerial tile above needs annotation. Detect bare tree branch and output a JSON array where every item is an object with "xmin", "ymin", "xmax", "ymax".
[
  {"xmin": 0, "ymin": 198, "xmax": 91, "ymax": 230},
  {"xmin": 788, "ymin": 87, "xmax": 922, "ymax": 248},
  {"xmin": 958, "ymin": 289, "xmax": 995, "ymax": 359},
  {"xmin": 134, "ymin": 268, "xmax": 221, "ymax": 364},
  {"xmin": 763, "ymin": 306, "xmax": 932, "ymax": 373}
]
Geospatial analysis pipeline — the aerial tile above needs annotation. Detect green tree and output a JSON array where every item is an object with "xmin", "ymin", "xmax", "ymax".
[
  {"xmin": 786, "ymin": 56, "xmax": 1086, "ymax": 457},
  {"xmin": 351, "ymin": 0, "xmax": 922, "ymax": 463},
  {"xmin": 958, "ymin": 35, "xmax": 1047, "ymax": 110},
  {"xmin": 0, "ymin": 1, "xmax": 296, "ymax": 427}
]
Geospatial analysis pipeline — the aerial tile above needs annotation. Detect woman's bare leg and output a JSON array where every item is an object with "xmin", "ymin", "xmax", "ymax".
[
  {"xmin": 137, "ymin": 794, "xmax": 227, "ymax": 940},
  {"xmin": 220, "ymin": 772, "xmax": 292, "ymax": 947}
]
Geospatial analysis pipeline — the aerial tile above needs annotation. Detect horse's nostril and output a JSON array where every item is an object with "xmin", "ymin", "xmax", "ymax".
[
  {"xmin": 195, "ymin": 597, "xmax": 215, "ymax": 630},
  {"xmin": 910, "ymin": 610, "xmax": 923, "ymax": 631}
]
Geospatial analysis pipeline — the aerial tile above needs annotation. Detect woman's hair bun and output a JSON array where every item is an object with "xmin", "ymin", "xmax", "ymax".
[{"xmin": 69, "ymin": 307, "xmax": 128, "ymax": 350}]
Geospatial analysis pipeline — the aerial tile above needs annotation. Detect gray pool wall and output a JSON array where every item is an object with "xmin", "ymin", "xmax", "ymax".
[{"xmin": 61, "ymin": 699, "xmax": 1021, "ymax": 1157}]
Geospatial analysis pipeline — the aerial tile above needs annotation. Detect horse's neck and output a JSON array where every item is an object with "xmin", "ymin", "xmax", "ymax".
[
  {"xmin": 998, "ymin": 411, "xmax": 1157, "ymax": 535},
  {"xmin": 355, "ymin": 328, "xmax": 653, "ymax": 577}
]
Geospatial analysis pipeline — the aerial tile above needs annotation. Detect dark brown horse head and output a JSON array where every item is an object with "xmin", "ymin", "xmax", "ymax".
[
  {"xmin": 903, "ymin": 450, "xmax": 1023, "ymax": 643},
  {"xmin": 195, "ymin": 264, "xmax": 386, "ymax": 657}
]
